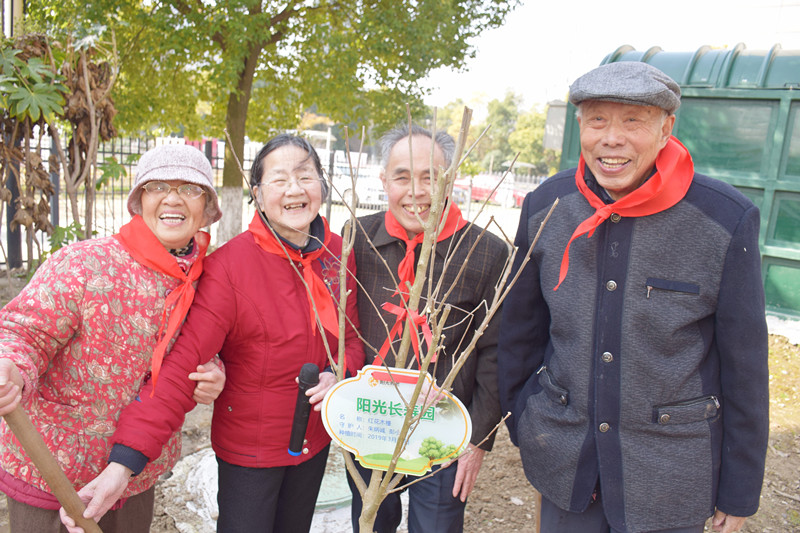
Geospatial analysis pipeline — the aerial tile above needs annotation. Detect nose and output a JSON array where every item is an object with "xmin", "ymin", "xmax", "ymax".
[
  {"xmin": 407, "ymin": 177, "xmax": 429, "ymax": 196},
  {"xmin": 286, "ymin": 179, "xmax": 304, "ymax": 194},
  {"xmin": 163, "ymin": 187, "xmax": 183, "ymax": 202},
  {"xmin": 602, "ymin": 121, "xmax": 626, "ymax": 147}
]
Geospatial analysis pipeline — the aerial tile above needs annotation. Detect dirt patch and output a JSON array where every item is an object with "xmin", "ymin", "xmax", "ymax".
[{"xmin": 0, "ymin": 335, "xmax": 797, "ymax": 532}]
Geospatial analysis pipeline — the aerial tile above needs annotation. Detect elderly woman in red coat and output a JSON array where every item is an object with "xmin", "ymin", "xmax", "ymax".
[
  {"xmin": 0, "ymin": 144, "xmax": 225, "ymax": 533},
  {"xmin": 67, "ymin": 134, "xmax": 365, "ymax": 533}
]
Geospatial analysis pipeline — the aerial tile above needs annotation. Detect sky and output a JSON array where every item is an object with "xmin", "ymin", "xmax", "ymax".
[{"xmin": 421, "ymin": 0, "xmax": 800, "ymax": 110}]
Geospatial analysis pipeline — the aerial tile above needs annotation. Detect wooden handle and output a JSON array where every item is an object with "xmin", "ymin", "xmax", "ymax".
[
  {"xmin": 533, "ymin": 488, "xmax": 542, "ymax": 533},
  {"xmin": 3, "ymin": 408, "xmax": 103, "ymax": 533}
]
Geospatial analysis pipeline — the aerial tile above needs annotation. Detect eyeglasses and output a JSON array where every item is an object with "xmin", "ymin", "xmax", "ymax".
[
  {"xmin": 260, "ymin": 177, "xmax": 322, "ymax": 192},
  {"xmin": 142, "ymin": 181, "xmax": 206, "ymax": 200}
]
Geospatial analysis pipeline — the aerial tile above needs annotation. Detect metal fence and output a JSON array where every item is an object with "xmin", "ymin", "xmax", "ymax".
[
  {"xmin": 2, "ymin": 136, "xmax": 382, "ymax": 268},
  {"xmin": 3, "ymin": 136, "xmax": 523, "ymax": 269}
]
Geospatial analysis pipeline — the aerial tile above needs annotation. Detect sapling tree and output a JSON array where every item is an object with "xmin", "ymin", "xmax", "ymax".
[{"xmin": 241, "ymin": 108, "xmax": 556, "ymax": 533}]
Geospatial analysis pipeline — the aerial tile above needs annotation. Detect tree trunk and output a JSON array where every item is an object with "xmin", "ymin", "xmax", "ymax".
[
  {"xmin": 218, "ymin": 44, "xmax": 262, "ymax": 243},
  {"xmin": 357, "ymin": 473, "xmax": 384, "ymax": 533}
]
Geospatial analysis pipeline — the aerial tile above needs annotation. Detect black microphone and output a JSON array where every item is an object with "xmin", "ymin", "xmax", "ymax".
[{"xmin": 288, "ymin": 363, "xmax": 319, "ymax": 456}]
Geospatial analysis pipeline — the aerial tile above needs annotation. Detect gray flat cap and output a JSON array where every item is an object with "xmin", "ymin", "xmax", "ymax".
[{"xmin": 569, "ymin": 62, "xmax": 681, "ymax": 114}]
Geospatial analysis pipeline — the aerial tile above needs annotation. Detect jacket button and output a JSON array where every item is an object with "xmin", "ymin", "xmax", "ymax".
[
  {"xmin": 559, "ymin": 394, "xmax": 567, "ymax": 405},
  {"xmin": 227, "ymin": 406, "xmax": 233, "ymax": 412},
  {"xmin": 302, "ymin": 447, "xmax": 309, "ymax": 454},
  {"xmin": 599, "ymin": 422, "xmax": 610, "ymax": 432},
  {"xmin": 659, "ymin": 414, "xmax": 671, "ymax": 424},
  {"xmin": 601, "ymin": 352, "xmax": 613, "ymax": 363},
  {"xmin": 606, "ymin": 280, "xmax": 618, "ymax": 291},
  {"xmin": 610, "ymin": 213, "xmax": 621, "ymax": 223}
]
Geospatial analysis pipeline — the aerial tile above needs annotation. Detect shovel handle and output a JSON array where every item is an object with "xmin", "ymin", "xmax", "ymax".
[{"xmin": 3, "ymin": 407, "xmax": 103, "ymax": 533}]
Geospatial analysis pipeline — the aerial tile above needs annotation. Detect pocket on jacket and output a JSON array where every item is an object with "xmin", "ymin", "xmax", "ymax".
[
  {"xmin": 538, "ymin": 366, "xmax": 569, "ymax": 407},
  {"xmin": 652, "ymin": 395, "xmax": 720, "ymax": 425},
  {"xmin": 645, "ymin": 277, "xmax": 700, "ymax": 299}
]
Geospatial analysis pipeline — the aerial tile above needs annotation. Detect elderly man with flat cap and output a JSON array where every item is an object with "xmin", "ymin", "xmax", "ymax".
[{"xmin": 497, "ymin": 61, "xmax": 769, "ymax": 533}]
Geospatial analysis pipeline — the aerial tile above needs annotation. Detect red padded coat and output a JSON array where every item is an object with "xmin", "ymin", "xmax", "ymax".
[{"xmin": 112, "ymin": 220, "xmax": 364, "ymax": 467}]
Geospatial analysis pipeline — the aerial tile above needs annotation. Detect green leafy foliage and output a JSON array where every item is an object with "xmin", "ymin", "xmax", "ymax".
[
  {"xmin": 509, "ymin": 107, "xmax": 560, "ymax": 176},
  {"xmin": 25, "ymin": 0, "xmax": 519, "ymax": 138},
  {"xmin": 47, "ymin": 221, "xmax": 86, "ymax": 252},
  {"xmin": 427, "ymin": 92, "xmax": 560, "ymax": 176},
  {"xmin": 0, "ymin": 44, "xmax": 67, "ymax": 123},
  {"xmin": 95, "ymin": 155, "xmax": 128, "ymax": 190}
]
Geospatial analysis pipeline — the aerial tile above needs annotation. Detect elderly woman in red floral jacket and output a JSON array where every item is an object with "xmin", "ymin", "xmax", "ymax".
[
  {"xmin": 0, "ymin": 144, "xmax": 225, "ymax": 533},
  {"xmin": 70, "ymin": 134, "xmax": 365, "ymax": 533}
]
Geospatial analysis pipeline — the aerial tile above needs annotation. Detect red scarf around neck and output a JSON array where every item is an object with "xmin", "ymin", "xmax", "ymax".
[
  {"xmin": 554, "ymin": 136, "xmax": 694, "ymax": 290},
  {"xmin": 384, "ymin": 202, "xmax": 468, "ymax": 299},
  {"xmin": 247, "ymin": 212, "xmax": 338, "ymax": 338},
  {"xmin": 113, "ymin": 215, "xmax": 210, "ymax": 393},
  {"xmin": 378, "ymin": 202, "xmax": 467, "ymax": 365}
]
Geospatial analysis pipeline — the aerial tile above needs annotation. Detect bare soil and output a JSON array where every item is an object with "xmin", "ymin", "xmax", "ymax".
[{"xmin": 0, "ymin": 330, "xmax": 797, "ymax": 532}]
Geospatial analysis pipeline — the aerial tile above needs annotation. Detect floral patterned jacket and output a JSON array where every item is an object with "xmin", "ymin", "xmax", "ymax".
[{"xmin": 0, "ymin": 236, "xmax": 202, "ymax": 508}]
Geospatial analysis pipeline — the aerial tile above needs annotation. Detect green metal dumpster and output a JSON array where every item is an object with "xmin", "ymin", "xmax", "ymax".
[{"xmin": 559, "ymin": 44, "xmax": 800, "ymax": 318}]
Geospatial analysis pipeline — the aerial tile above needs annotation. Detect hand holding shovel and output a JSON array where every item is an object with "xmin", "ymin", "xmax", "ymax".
[{"xmin": 0, "ymin": 361, "xmax": 102, "ymax": 533}]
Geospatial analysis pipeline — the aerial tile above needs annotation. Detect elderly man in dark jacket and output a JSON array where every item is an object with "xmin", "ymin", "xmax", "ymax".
[
  {"xmin": 498, "ymin": 62, "xmax": 769, "ymax": 533},
  {"xmin": 345, "ymin": 124, "xmax": 510, "ymax": 533}
]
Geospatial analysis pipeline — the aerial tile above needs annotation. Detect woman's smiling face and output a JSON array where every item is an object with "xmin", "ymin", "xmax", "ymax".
[
  {"xmin": 140, "ymin": 180, "xmax": 208, "ymax": 249},
  {"xmin": 255, "ymin": 145, "xmax": 323, "ymax": 247}
]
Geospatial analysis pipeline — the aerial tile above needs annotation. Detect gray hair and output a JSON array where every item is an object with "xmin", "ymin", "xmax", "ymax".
[{"xmin": 378, "ymin": 124, "xmax": 455, "ymax": 169}]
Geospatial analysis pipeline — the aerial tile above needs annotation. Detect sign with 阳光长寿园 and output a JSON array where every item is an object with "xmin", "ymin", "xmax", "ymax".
[{"xmin": 321, "ymin": 365, "xmax": 472, "ymax": 476}]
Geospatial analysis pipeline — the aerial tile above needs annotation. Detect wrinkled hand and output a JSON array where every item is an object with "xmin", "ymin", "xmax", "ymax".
[
  {"xmin": 451, "ymin": 444, "xmax": 486, "ymax": 502},
  {"xmin": 418, "ymin": 382, "xmax": 446, "ymax": 411},
  {"xmin": 0, "ymin": 359, "xmax": 24, "ymax": 416},
  {"xmin": 712, "ymin": 510, "xmax": 746, "ymax": 533},
  {"xmin": 59, "ymin": 462, "xmax": 133, "ymax": 533},
  {"xmin": 190, "ymin": 358, "xmax": 226, "ymax": 404},
  {"xmin": 308, "ymin": 372, "xmax": 337, "ymax": 412}
]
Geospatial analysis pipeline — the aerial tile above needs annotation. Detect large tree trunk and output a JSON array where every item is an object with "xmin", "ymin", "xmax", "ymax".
[{"xmin": 218, "ymin": 44, "xmax": 262, "ymax": 244}]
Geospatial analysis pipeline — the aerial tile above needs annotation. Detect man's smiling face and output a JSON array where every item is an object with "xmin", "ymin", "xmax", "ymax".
[
  {"xmin": 381, "ymin": 135, "xmax": 446, "ymax": 238},
  {"xmin": 578, "ymin": 100, "xmax": 675, "ymax": 200}
]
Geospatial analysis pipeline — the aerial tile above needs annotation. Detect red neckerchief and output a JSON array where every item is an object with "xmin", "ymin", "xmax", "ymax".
[
  {"xmin": 113, "ymin": 215, "xmax": 210, "ymax": 393},
  {"xmin": 379, "ymin": 202, "xmax": 467, "ymax": 365},
  {"xmin": 247, "ymin": 212, "xmax": 338, "ymax": 338},
  {"xmin": 384, "ymin": 202, "xmax": 467, "ymax": 299},
  {"xmin": 554, "ymin": 136, "xmax": 694, "ymax": 290}
]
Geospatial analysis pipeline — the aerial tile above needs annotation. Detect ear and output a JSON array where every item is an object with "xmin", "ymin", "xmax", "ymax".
[
  {"xmin": 380, "ymin": 169, "xmax": 388, "ymax": 191},
  {"xmin": 254, "ymin": 185, "xmax": 263, "ymax": 209},
  {"xmin": 661, "ymin": 114, "xmax": 676, "ymax": 144}
]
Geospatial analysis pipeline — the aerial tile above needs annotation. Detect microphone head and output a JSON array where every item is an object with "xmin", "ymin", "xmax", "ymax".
[{"xmin": 299, "ymin": 363, "xmax": 320, "ymax": 387}]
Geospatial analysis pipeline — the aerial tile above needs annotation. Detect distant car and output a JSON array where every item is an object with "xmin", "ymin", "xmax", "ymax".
[
  {"xmin": 451, "ymin": 182, "xmax": 470, "ymax": 206},
  {"xmin": 330, "ymin": 165, "xmax": 387, "ymax": 209},
  {"xmin": 455, "ymin": 175, "xmax": 532, "ymax": 208}
]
